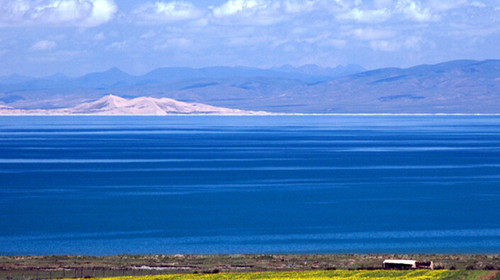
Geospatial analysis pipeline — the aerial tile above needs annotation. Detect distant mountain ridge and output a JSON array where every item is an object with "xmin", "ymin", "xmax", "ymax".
[
  {"xmin": 0, "ymin": 60, "xmax": 499, "ymax": 113},
  {"xmin": 0, "ymin": 95, "xmax": 267, "ymax": 115},
  {"xmin": 0, "ymin": 64, "xmax": 363, "ymax": 88}
]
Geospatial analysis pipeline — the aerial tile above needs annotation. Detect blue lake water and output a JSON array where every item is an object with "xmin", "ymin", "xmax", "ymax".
[{"xmin": 1, "ymin": 115, "xmax": 500, "ymax": 255}]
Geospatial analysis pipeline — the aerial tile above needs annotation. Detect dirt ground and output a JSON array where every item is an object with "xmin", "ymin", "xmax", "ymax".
[{"xmin": 1, "ymin": 254, "xmax": 499, "ymax": 280}]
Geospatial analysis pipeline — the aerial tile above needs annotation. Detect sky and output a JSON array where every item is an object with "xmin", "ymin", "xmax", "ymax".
[{"xmin": 0, "ymin": 0, "xmax": 499, "ymax": 77}]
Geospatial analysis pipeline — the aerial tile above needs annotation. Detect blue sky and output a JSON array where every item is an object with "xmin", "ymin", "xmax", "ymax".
[{"xmin": 0, "ymin": 0, "xmax": 499, "ymax": 76}]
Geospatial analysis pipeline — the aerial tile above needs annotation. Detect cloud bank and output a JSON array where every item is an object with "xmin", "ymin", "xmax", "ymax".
[
  {"xmin": 30, "ymin": 40, "xmax": 57, "ymax": 51},
  {"xmin": 0, "ymin": 0, "xmax": 498, "ymax": 76},
  {"xmin": 132, "ymin": 1, "xmax": 202, "ymax": 23},
  {"xmin": 0, "ymin": 0, "xmax": 117, "ymax": 27}
]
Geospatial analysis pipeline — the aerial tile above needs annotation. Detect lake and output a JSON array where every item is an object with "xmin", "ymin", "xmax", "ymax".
[{"xmin": 1, "ymin": 115, "xmax": 499, "ymax": 255}]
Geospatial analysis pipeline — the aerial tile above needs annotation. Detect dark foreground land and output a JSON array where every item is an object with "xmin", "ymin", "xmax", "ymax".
[{"xmin": 1, "ymin": 254, "xmax": 500, "ymax": 280}]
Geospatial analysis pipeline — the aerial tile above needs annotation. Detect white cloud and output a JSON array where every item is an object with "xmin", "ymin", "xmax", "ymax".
[
  {"xmin": 404, "ymin": 35, "xmax": 423, "ymax": 49},
  {"xmin": 133, "ymin": 1, "xmax": 202, "ymax": 23},
  {"xmin": 82, "ymin": 0, "xmax": 117, "ymax": 27},
  {"xmin": 370, "ymin": 40, "xmax": 400, "ymax": 51},
  {"xmin": 27, "ymin": 50, "xmax": 83, "ymax": 62},
  {"xmin": 210, "ymin": 0, "xmax": 345, "ymax": 22},
  {"xmin": 283, "ymin": 0, "xmax": 320, "ymax": 13},
  {"xmin": 282, "ymin": 0, "xmax": 348, "ymax": 14},
  {"xmin": 322, "ymin": 39, "xmax": 346, "ymax": 48},
  {"xmin": 140, "ymin": 31, "xmax": 157, "ymax": 39},
  {"xmin": 30, "ymin": 40, "xmax": 57, "ymax": 51},
  {"xmin": 94, "ymin": 33, "xmax": 106, "ymax": 41},
  {"xmin": 106, "ymin": 41, "xmax": 127, "ymax": 51},
  {"xmin": 339, "ymin": 7, "xmax": 391, "ymax": 22},
  {"xmin": 374, "ymin": 0, "xmax": 394, "ymax": 8},
  {"xmin": 396, "ymin": 0, "xmax": 437, "ymax": 22},
  {"xmin": 470, "ymin": 1, "xmax": 486, "ymax": 8},
  {"xmin": 212, "ymin": 0, "xmax": 267, "ymax": 17},
  {"xmin": 369, "ymin": 34, "xmax": 427, "ymax": 52},
  {"xmin": 426, "ymin": 0, "xmax": 467, "ymax": 12},
  {"xmin": 296, "ymin": 32, "xmax": 346, "ymax": 48},
  {"xmin": 0, "ymin": 0, "xmax": 117, "ymax": 27},
  {"xmin": 447, "ymin": 23, "xmax": 500, "ymax": 37},
  {"xmin": 211, "ymin": 0, "xmax": 282, "ymax": 24},
  {"xmin": 350, "ymin": 28, "xmax": 397, "ymax": 40},
  {"xmin": 154, "ymin": 38, "xmax": 192, "ymax": 50}
]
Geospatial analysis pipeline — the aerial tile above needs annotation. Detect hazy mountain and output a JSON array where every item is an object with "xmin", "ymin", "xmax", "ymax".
[
  {"xmin": 0, "ymin": 64, "xmax": 359, "ymax": 109},
  {"xmin": 0, "ymin": 64, "xmax": 358, "ymax": 90},
  {"xmin": 0, "ymin": 95, "xmax": 266, "ymax": 115},
  {"xmin": 271, "ymin": 64, "xmax": 365, "ymax": 82},
  {"xmin": 0, "ymin": 60, "xmax": 498, "ymax": 113},
  {"xmin": 298, "ymin": 59, "xmax": 500, "ymax": 113},
  {"xmin": 140, "ymin": 65, "xmax": 363, "ymax": 84},
  {"xmin": 0, "ymin": 73, "xmax": 34, "ymax": 84},
  {"xmin": 73, "ymin": 67, "xmax": 135, "ymax": 88}
]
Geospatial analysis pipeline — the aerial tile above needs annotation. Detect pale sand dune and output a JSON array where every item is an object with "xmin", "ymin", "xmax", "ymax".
[{"xmin": 0, "ymin": 95, "xmax": 269, "ymax": 115}]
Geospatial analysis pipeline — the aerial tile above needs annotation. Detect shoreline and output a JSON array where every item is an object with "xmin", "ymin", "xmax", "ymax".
[
  {"xmin": 1, "ymin": 113, "xmax": 500, "ymax": 116},
  {"xmin": 2, "ymin": 254, "xmax": 499, "ymax": 278}
]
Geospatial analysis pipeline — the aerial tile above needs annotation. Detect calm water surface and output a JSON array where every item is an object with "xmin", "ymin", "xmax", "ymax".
[{"xmin": 0, "ymin": 115, "xmax": 499, "ymax": 255}]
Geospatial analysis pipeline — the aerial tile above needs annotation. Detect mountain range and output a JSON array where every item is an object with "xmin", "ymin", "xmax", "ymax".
[{"xmin": 0, "ymin": 60, "xmax": 499, "ymax": 113}]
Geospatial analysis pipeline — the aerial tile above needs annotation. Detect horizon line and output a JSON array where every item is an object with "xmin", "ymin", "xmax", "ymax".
[{"xmin": 2, "ymin": 58, "xmax": 499, "ymax": 79}]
